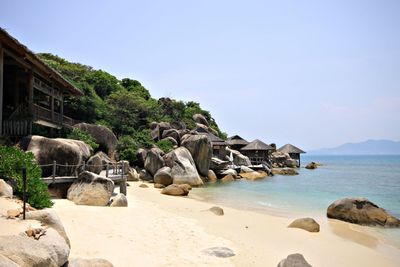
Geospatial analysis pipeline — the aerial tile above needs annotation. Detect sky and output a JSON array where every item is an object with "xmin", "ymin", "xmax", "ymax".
[{"xmin": 1, "ymin": 0, "xmax": 400, "ymax": 150}]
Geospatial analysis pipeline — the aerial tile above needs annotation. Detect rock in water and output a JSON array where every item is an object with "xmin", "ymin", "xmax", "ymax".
[
  {"xmin": 109, "ymin": 193, "xmax": 128, "ymax": 207},
  {"xmin": 272, "ymin": 168, "xmax": 299, "ymax": 175},
  {"xmin": 67, "ymin": 258, "xmax": 114, "ymax": 267},
  {"xmin": 305, "ymin": 162, "xmax": 318, "ymax": 169},
  {"xmin": 209, "ymin": 206, "xmax": 224, "ymax": 216},
  {"xmin": 161, "ymin": 184, "xmax": 191, "ymax": 196},
  {"xmin": 74, "ymin": 123, "xmax": 118, "ymax": 157},
  {"xmin": 207, "ymin": 170, "xmax": 217, "ymax": 181},
  {"xmin": 154, "ymin": 167, "xmax": 173, "ymax": 186},
  {"xmin": 240, "ymin": 171, "xmax": 268, "ymax": 181},
  {"xmin": 202, "ymin": 247, "xmax": 235, "ymax": 258},
  {"xmin": 288, "ymin": 218, "xmax": 320, "ymax": 232},
  {"xmin": 327, "ymin": 198, "xmax": 400, "ymax": 227},
  {"xmin": 163, "ymin": 147, "xmax": 203, "ymax": 186},
  {"xmin": 181, "ymin": 134, "xmax": 212, "ymax": 177},
  {"xmin": 278, "ymin": 253, "xmax": 312, "ymax": 267},
  {"xmin": 144, "ymin": 148, "xmax": 165, "ymax": 176},
  {"xmin": 19, "ymin": 135, "xmax": 92, "ymax": 177},
  {"xmin": 0, "ymin": 179, "xmax": 13, "ymax": 198},
  {"xmin": 67, "ymin": 171, "xmax": 114, "ymax": 206}
]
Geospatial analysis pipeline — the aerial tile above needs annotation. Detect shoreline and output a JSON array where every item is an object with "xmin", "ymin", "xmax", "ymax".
[{"xmin": 52, "ymin": 181, "xmax": 400, "ymax": 267}]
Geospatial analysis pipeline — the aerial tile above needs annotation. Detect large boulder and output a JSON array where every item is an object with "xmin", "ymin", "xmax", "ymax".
[
  {"xmin": 271, "ymin": 151, "xmax": 291, "ymax": 167},
  {"xmin": 161, "ymin": 136, "xmax": 178, "ymax": 147},
  {"xmin": 25, "ymin": 209, "xmax": 71, "ymax": 247},
  {"xmin": 272, "ymin": 168, "xmax": 298, "ymax": 175},
  {"xmin": 181, "ymin": 134, "xmax": 212, "ymax": 177},
  {"xmin": 210, "ymin": 157, "xmax": 230, "ymax": 173},
  {"xmin": 67, "ymin": 258, "xmax": 114, "ymax": 267},
  {"xmin": 138, "ymin": 169, "xmax": 153, "ymax": 181},
  {"xmin": 170, "ymin": 121, "xmax": 186, "ymax": 130},
  {"xmin": 158, "ymin": 122, "xmax": 172, "ymax": 139},
  {"xmin": 136, "ymin": 148, "xmax": 148, "ymax": 168},
  {"xmin": 193, "ymin": 113, "xmax": 209, "ymax": 126},
  {"xmin": 288, "ymin": 218, "xmax": 320, "ymax": 232},
  {"xmin": 19, "ymin": 135, "xmax": 92, "ymax": 177},
  {"xmin": 144, "ymin": 148, "xmax": 165, "ymax": 176},
  {"xmin": 0, "ymin": 179, "xmax": 13, "ymax": 198},
  {"xmin": 109, "ymin": 193, "xmax": 128, "ymax": 207},
  {"xmin": 74, "ymin": 123, "xmax": 118, "ymax": 157},
  {"xmin": 327, "ymin": 198, "xmax": 400, "ymax": 227},
  {"xmin": 67, "ymin": 171, "xmax": 114, "ymax": 206},
  {"xmin": 226, "ymin": 147, "xmax": 251, "ymax": 166},
  {"xmin": 163, "ymin": 147, "xmax": 203, "ymax": 186},
  {"xmin": 240, "ymin": 171, "xmax": 268, "ymax": 181},
  {"xmin": 161, "ymin": 184, "xmax": 190, "ymax": 196},
  {"xmin": 161, "ymin": 129, "xmax": 180, "ymax": 144},
  {"xmin": 86, "ymin": 153, "xmax": 103, "ymax": 174},
  {"xmin": 127, "ymin": 168, "xmax": 139, "ymax": 181},
  {"xmin": 278, "ymin": 253, "xmax": 312, "ymax": 267},
  {"xmin": 154, "ymin": 167, "xmax": 173, "ymax": 186},
  {"xmin": 207, "ymin": 170, "xmax": 217, "ymax": 181},
  {"xmin": 285, "ymin": 159, "xmax": 299, "ymax": 168}
]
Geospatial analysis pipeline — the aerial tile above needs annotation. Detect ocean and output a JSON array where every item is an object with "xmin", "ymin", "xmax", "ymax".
[{"xmin": 191, "ymin": 155, "xmax": 400, "ymax": 243}]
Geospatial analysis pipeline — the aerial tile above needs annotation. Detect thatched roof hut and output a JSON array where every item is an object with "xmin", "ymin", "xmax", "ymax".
[
  {"xmin": 240, "ymin": 139, "xmax": 274, "ymax": 165},
  {"xmin": 241, "ymin": 139, "xmax": 274, "ymax": 151},
  {"xmin": 195, "ymin": 127, "xmax": 227, "ymax": 146},
  {"xmin": 278, "ymin": 144, "xmax": 306, "ymax": 154},
  {"xmin": 227, "ymin": 135, "xmax": 249, "ymax": 150}
]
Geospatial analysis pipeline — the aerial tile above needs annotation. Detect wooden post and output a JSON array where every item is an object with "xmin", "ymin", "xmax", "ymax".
[
  {"xmin": 0, "ymin": 43, "xmax": 4, "ymax": 136},
  {"xmin": 22, "ymin": 168, "xmax": 27, "ymax": 220},
  {"xmin": 28, "ymin": 71, "xmax": 34, "ymax": 113},
  {"xmin": 120, "ymin": 162, "xmax": 127, "ymax": 195},
  {"xmin": 52, "ymin": 161, "xmax": 56, "ymax": 183}
]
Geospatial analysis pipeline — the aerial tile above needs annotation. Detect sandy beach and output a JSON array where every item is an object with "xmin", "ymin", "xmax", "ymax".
[{"xmin": 51, "ymin": 182, "xmax": 400, "ymax": 267}]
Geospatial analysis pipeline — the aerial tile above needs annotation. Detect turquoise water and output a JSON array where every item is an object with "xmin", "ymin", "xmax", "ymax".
[{"xmin": 191, "ymin": 155, "xmax": 400, "ymax": 242}]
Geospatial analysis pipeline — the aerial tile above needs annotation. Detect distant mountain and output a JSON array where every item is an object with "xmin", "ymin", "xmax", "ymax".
[{"xmin": 309, "ymin": 140, "xmax": 400, "ymax": 155}]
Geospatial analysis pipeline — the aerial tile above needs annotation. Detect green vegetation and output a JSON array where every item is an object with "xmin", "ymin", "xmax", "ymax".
[
  {"xmin": 38, "ymin": 53, "xmax": 227, "ymax": 164},
  {"xmin": 156, "ymin": 139, "xmax": 174, "ymax": 153},
  {"xmin": 67, "ymin": 128, "xmax": 99, "ymax": 150},
  {"xmin": 0, "ymin": 146, "xmax": 53, "ymax": 209}
]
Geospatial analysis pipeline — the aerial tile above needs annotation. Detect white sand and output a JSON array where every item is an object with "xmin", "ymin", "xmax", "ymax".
[{"xmin": 50, "ymin": 182, "xmax": 400, "ymax": 267}]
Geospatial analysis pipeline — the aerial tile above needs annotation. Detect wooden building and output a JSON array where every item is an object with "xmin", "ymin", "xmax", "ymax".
[
  {"xmin": 227, "ymin": 135, "xmax": 249, "ymax": 151},
  {"xmin": 240, "ymin": 139, "xmax": 274, "ymax": 165},
  {"xmin": 0, "ymin": 28, "xmax": 82, "ymax": 137},
  {"xmin": 196, "ymin": 127, "xmax": 228, "ymax": 159},
  {"xmin": 277, "ymin": 144, "xmax": 306, "ymax": 167}
]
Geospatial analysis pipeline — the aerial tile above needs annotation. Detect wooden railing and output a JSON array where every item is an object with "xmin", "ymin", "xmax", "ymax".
[
  {"xmin": 33, "ymin": 104, "xmax": 75, "ymax": 127},
  {"xmin": 2, "ymin": 120, "xmax": 32, "ymax": 136}
]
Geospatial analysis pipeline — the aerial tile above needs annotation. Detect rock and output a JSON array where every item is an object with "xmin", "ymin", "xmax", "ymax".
[
  {"xmin": 272, "ymin": 168, "xmax": 299, "ymax": 175},
  {"xmin": 209, "ymin": 206, "xmax": 224, "ymax": 216},
  {"xmin": 288, "ymin": 218, "xmax": 320, "ymax": 232},
  {"xmin": 170, "ymin": 121, "xmax": 186, "ymax": 130},
  {"xmin": 327, "ymin": 198, "xmax": 400, "ymax": 227},
  {"xmin": 202, "ymin": 247, "xmax": 235, "ymax": 258},
  {"xmin": 285, "ymin": 159, "xmax": 299, "ymax": 168},
  {"xmin": 305, "ymin": 162, "xmax": 318, "ymax": 169},
  {"xmin": 161, "ymin": 136, "xmax": 178, "ymax": 147},
  {"xmin": 221, "ymin": 169, "xmax": 238, "ymax": 178},
  {"xmin": 136, "ymin": 148, "xmax": 148, "ymax": 168},
  {"xmin": 109, "ymin": 193, "xmax": 128, "ymax": 207},
  {"xmin": 278, "ymin": 253, "xmax": 312, "ymax": 267},
  {"xmin": 178, "ymin": 129, "xmax": 190, "ymax": 139},
  {"xmin": 149, "ymin": 121, "xmax": 159, "ymax": 130},
  {"xmin": 144, "ymin": 148, "xmax": 165, "ymax": 176},
  {"xmin": 86, "ymin": 153, "xmax": 103, "ymax": 174},
  {"xmin": 74, "ymin": 123, "xmax": 118, "ymax": 157},
  {"xmin": 18, "ymin": 135, "xmax": 92, "ymax": 177},
  {"xmin": 207, "ymin": 170, "xmax": 217, "ymax": 181},
  {"xmin": 0, "ymin": 229, "xmax": 70, "ymax": 267},
  {"xmin": 0, "ymin": 179, "xmax": 13, "ymax": 198},
  {"xmin": 221, "ymin": 174, "xmax": 235, "ymax": 182},
  {"xmin": 193, "ymin": 113, "xmax": 209, "ymax": 126},
  {"xmin": 240, "ymin": 166, "xmax": 254, "ymax": 173},
  {"xmin": 67, "ymin": 171, "xmax": 114, "ymax": 206},
  {"xmin": 161, "ymin": 129, "xmax": 180, "ymax": 144},
  {"xmin": 25, "ymin": 209, "xmax": 71, "ymax": 247},
  {"xmin": 179, "ymin": 184, "xmax": 192, "ymax": 191},
  {"xmin": 161, "ymin": 184, "xmax": 190, "ymax": 196},
  {"xmin": 119, "ymin": 160, "xmax": 130, "ymax": 174},
  {"xmin": 139, "ymin": 184, "xmax": 149, "ymax": 188},
  {"xmin": 163, "ymin": 147, "xmax": 203, "ymax": 186},
  {"xmin": 158, "ymin": 122, "xmax": 172, "ymax": 139},
  {"xmin": 154, "ymin": 183, "xmax": 165, "ymax": 189},
  {"xmin": 271, "ymin": 151, "xmax": 291, "ymax": 167},
  {"xmin": 67, "ymin": 258, "xmax": 114, "ymax": 267},
  {"xmin": 154, "ymin": 167, "xmax": 173, "ymax": 186},
  {"xmin": 181, "ymin": 134, "xmax": 212, "ymax": 177},
  {"xmin": 226, "ymin": 147, "xmax": 251, "ymax": 166},
  {"xmin": 210, "ymin": 157, "xmax": 230, "ymax": 172},
  {"xmin": 139, "ymin": 169, "xmax": 153, "ymax": 181},
  {"xmin": 127, "ymin": 168, "xmax": 139, "ymax": 181},
  {"xmin": 240, "ymin": 171, "xmax": 268, "ymax": 181},
  {"xmin": 6, "ymin": 209, "xmax": 21, "ymax": 219}
]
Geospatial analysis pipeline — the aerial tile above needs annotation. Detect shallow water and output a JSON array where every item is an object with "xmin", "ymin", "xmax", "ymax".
[{"xmin": 191, "ymin": 155, "xmax": 400, "ymax": 243}]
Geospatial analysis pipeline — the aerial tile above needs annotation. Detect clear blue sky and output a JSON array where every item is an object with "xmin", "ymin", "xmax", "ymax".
[{"xmin": 2, "ymin": 0, "xmax": 400, "ymax": 150}]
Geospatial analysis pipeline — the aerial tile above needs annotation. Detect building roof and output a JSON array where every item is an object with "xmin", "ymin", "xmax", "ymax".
[
  {"xmin": 240, "ymin": 139, "xmax": 274, "ymax": 151},
  {"xmin": 195, "ymin": 127, "xmax": 228, "ymax": 146},
  {"xmin": 0, "ymin": 28, "xmax": 83, "ymax": 96},
  {"xmin": 278, "ymin": 144, "xmax": 306, "ymax": 154},
  {"xmin": 227, "ymin": 135, "xmax": 249, "ymax": 146}
]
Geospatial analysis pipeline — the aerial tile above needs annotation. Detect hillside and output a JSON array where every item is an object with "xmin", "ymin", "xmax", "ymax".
[{"xmin": 309, "ymin": 139, "xmax": 400, "ymax": 155}]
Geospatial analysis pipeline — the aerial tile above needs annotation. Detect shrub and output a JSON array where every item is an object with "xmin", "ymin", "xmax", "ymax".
[
  {"xmin": 0, "ymin": 146, "xmax": 53, "ymax": 209},
  {"xmin": 117, "ymin": 136, "xmax": 138, "ymax": 165},
  {"xmin": 156, "ymin": 139, "xmax": 174, "ymax": 153},
  {"xmin": 67, "ymin": 128, "xmax": 99, "ymax": 150}
]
